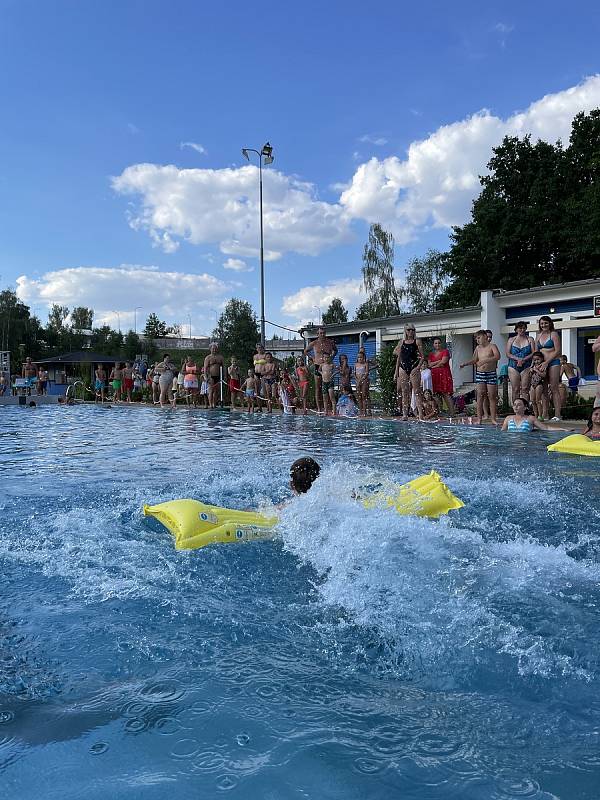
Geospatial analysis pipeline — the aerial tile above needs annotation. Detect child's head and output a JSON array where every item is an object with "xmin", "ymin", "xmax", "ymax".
[
  {"xmin": 289, "ymin": 457, "xmax": 321, "ymax": 494},
  {"xmin": 475, "ymin": 330, "xmax": 487, "ymax": 345},
  {"xmin": 231, "ymin": 356, "xmax": 237, "ymax": 364},
  {"xmin": 340, "ymin": 354, "xmax": 348, "ymax": 366},
  {"xmin": 423, "ymin": 389, "xmax": 433, "ymax": 401},
  {"xmin": 560, "ymin": 355, "xmax": 567, "ymax": 364},
  {"xmin": 295, "ymin": 356, "xmax": 303, "ymax": 366},
  {"xmin": 532, "ymin": 352, "xmax": 544, "ymax": 367},
  {"xmin": 586, "ymin": 407, "xmax": 600, "ymax": 431},
  {"xmin": 512, "ymin": 397, "xmax": 531, "ymax": 416},
  {"xmin": 248, "ymin": 368, "xmax": 254, "ymax": 377},
  {"xmin": 322, "ymin": 354, "xmax": 331, "ymax": 364},
  {"xmin": 356, "ymin": 351, "xmax": 365, "ymax": 362},
  {"xmin": 265, "ymin": 352, "xmax": 273, "ymax": 362}
]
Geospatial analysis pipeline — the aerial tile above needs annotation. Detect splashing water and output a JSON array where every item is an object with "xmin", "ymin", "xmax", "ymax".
[{"xmin": 0, "ymin": 405, "xmax": 599, "ymax": 799}]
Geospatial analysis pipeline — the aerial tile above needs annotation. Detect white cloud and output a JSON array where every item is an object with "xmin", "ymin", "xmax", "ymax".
[
  {"xmin": 358, "ymin": 134, "xmax": 388, "ymax": 146},
  {"xmin": 339, "ymin": 75, "xmax": 600, "ymax": 243},
  {"xmin": 16, "ymin": 265, "xmax": 231, "ymax": 335},
  {"xmin": 112, "ymin": 164, "xmax": 353, "ymax": 260},
  {"xmin": 282, "ymin": 278, "xmax": 365, "ymax": 324},
  {"xmin": 223, "ymin": 257, "xmax": 253, "ymax": 272},
  {"xmin": 112, "ymin": 77, "xmax": 600, "ymax": 257},
  {"xmin": 180, "ymin": 141, "xmax": 206, "ymax": 155}
]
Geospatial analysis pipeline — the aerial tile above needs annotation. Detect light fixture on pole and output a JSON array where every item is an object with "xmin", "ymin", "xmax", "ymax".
[
  {"xmin": 187, "ymin": 314, "xmax": 192, "ymax": 339},
  {"xmin": 313, "ymin": 305, "xmax": 322, "ymax": 325},
  {"xmin": 134, "ymin": 306, "xmax": 142, "ymax": 334},
  {"xmin": 241, "ymin": 141, "xmax": 274, "ymax": 346},
  {"xmin": 115, "ymin": 311, "xmax": 121, "ymax": 333}
]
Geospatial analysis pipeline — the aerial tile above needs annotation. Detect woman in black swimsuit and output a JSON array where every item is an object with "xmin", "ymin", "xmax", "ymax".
[{"xmin": 393, "ymin": 324, "xmax": 425, "ymax": 420}]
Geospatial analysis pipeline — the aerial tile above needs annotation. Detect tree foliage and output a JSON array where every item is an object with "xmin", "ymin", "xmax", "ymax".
[
  {"xmin": 358, "ymin": 223, "xmax": 402, "ymax": 319},
  {"xmin": 322, "ymin": 297, "xmax": 348, "ymax": 325},
  {"xmin": 70, "ymin": 306, "xmax": 94, "ymax": 330},
  {"xmin": 213, "ymin": 298, "xmax": 259, "ymax": 368},
  {"xmin": 0, "ymin": 289, "xmax": 43, "ymax": 370},
  {"xmin": 143, "ymin": 312, "xmax": 171, "ymax": 338},
  {"xmin": 375, "ymin": 344, "xmax": 397, "ymax": 413},
  {"xmin": 440, "ymin": 109, "xmax": 600, "ymax": 307},
  {"xmin": 404, "ymin": 249, "xmax": 449, "ymax": 313}
]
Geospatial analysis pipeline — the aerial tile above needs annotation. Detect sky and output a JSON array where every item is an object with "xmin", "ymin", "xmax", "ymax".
[{"xmin": 1, "ymin": 0, "xmax": 600, "ymax": 337}]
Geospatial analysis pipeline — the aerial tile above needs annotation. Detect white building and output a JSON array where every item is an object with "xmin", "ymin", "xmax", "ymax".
[{"xmin": 302, "ymin": 279, "xmax": 600, "ymax": 389}]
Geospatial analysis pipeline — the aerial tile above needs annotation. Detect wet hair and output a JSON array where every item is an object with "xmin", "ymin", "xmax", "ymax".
[
  {"xmin": 290, "ymin": 457, "xmax": 321, "ymax": 494},
  {"xmin": 514, "ymin": 321, "xmax": 528, "ymax": 331},
  {"xmin": 538, "ymin": 316, "xmax": 555, "ymax": 331},
  {"xmin": 514, "ymin": 396, "xmax": 532, "ymax": 415},
  {"xmin": 485, "ymin": 329, "xmax": 493, "ymax": 337},
  {"xmin": 475, "ymin": 330, "xmax": 487, "ymax": 338},
  {"xmin": 585, "ymin": 407, "xmax": 600, "ymax": 432}
]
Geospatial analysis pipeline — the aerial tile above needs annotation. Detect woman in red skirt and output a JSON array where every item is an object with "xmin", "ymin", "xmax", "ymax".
[{"xmin": 429, "ymin": 337, "xmax": 455, "ymax": 416}]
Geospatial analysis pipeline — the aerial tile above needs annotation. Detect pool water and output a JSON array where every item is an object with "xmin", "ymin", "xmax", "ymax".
[{"xmin": 1, "ymin": 406, "xmax": 599, "ymax": 799}]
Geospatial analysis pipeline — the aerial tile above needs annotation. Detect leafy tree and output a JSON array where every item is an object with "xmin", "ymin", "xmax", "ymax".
[
  {"xmin": 123, "ymin": 331, "xmax": 142, "ymax": 360},
  {"xmin": 322, "ymin": 297, "xmax": 348, "ymax": 325},
  {"xmin": 375, "ymin": 344, "xmax": 397, "ymax": 413},
  {"xmin": 48, "ymin": 304, "xmax": 69, "ymax": 331},
  {"xmin": 440, "ymin": 109, "xmax": 600, "ymax": 307},
  {"xmin": 70, "ymin": 306, "xmax": 94, "ymax": 330},
  {"xmin": 0, "ymin": 289, "xmax": 43, "ymax": 369},
  {"xmin": 359, "ymin": 223, "xmax": 402, "ymax": 319},
  {"xmin": 214, "ymin": 298, "xmax": 259, "ymax": 368},
  {"xmin": 143, "ymin": 313, "xmax": 170, "ymax": 338},
  {"xmin": 404, "ymin": 249, "xmax": 449, "ymax": 313}
]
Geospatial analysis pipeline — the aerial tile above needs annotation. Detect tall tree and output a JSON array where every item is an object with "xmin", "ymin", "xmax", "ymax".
[
  {"xmin": 70, "ymin": 306, "xmax": 94, "ymax": 330},
  {"xmin": 440, "ymin": 109, "xmax": 600, "ymax": 307},
  {"xmin": 322, "ymin": 298, "xmax": 348, "ymax": 325},
  {"xmin": 0, "ymin": 289, "xmax": 42, "ymax": 368},
  {"xmin": 358, "ymin": 223, "xmax": 402, "ymax": 319},
  {"xmin": 214, "ymin": 299, "xmax": 259, "ymax": 367},
  {"xmin": 143, "ymin": 313, "xmax": 170, "ymax": 338},
  {"xmin": 404, "ymin": 250, "xmax": 449, "ymax": 313},
  {"xmin": 48, "ymin": 304, "xmax": 69, "ymax": 331}
]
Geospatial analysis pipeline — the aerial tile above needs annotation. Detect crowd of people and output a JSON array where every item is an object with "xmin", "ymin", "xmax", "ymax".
[{"xmin": 8, "ymin": 320, "xmax": 600, "ymax": 436}]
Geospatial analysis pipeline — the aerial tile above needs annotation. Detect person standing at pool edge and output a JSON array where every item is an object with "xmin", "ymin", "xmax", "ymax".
[
  {"xmin": 428, "ymin": 337, "xmax": 455, "ymax": 416},
  {"xmin": 460, "ymin": 331, "xmax": 501, "ymax": 424},
  {"xmin": 303, "ymin": 327, "xmax": 338, "ymax": 413},
  {"xmin": 535, "ymin": 316, "xmax": 563, "ymax": 421},
  {"xmin": 394, "ymin": 324, "xmax": 424, "ymax": 420},
  {"xmin": 204, "ymin": 343, "xmax": 224, "ymax": 409},
  {"xmin": 505, "ymin": 322, "xmax": 535, "ymax": 402}
]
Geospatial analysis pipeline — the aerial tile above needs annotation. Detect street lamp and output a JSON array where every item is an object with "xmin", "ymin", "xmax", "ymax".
[
  {"xmin": 313, "ymin": 305, "xmax": 322, "ymax": 325},
  {"xmin": 134, "ymin": 306, "xmax": 142, "ymax": 334},
  {"xmin": 114, "ymin": 311, "xmax": 121, "ymax": 333},
  {"xmin": 241, "ymin": 141, "xmax": 274, "ymax": 346},
  {"xmin": 187, "ymin": 314, "xmax": 192, "ymax": 339}
]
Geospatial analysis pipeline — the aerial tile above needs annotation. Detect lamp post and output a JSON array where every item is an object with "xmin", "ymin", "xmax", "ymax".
[
  {"xmin": 134, "ymin": 306, "xmax": 142, "ymax": 334},
  {"xmin": 313, "ymin": 306, "xmax": 322, "ymax": 325},
  {"xmin": 241, "ymin": 141, "xmax": 274, "ymax": 347},
  {"xmin": 115, "ymin": 311, "xmax": 121, "ymax": 333},
  {"xmin": 187, "ymin": 314, "xmax": 192, "ymax": 340}
]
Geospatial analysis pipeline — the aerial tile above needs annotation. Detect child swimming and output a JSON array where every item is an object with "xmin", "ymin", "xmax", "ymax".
[
  {"xmin": 501, "ymin": 397, "xmax": 567, "ymax": 432},
  {"xmin": 584, "ymin": 407, "xmax": 600, "ymax": 439},
  {"xmin": 289, "ymin": 458, "xmax": 321, "ymax": 494}
]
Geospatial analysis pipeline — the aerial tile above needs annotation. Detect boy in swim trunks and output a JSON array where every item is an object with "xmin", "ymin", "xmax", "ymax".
[
  {"xmin": 320, "ymin": 354, "xmax": 336, "ymax": 415},
  {"xmin": 95, "ymin": 364, "xmax": 107, "ymax": 403},
  {"xmin": 122, "ymin": 362, "xmax": 134, "ymax": 403},
  {"xmin": 560, "ymin": 355, "xmax": 580, "ymax": 394},
  {"xmin": 459, "ymin": 331, "xmax": 501, "ymax": 424},
  {"xmin": 37, "ymin": 367, "xmax": 48, "ymax": 395},
  {"xmin": 109, "ymin": 363, "xmax": 123, "ymax": 402},
  {"xmin": 295, "ymin": 356, "xmax": 310, "ymax": 415},
  {"xmin": 228, "ymin": 357, "xmax": 242, "ymax": 409},
  {"xmin": 241, "ymin": 369, "xmax": 257, "ymax": 413}
]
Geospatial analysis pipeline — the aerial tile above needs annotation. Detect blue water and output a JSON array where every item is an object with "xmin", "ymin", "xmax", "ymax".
[{"xmin": 1, "ymin": 406, "xmax": 599, "ymax": 799}]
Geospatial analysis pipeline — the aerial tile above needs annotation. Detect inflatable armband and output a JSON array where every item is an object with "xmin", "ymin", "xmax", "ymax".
[{"xmin": 547, "ymin": 434, "xmax": 600, "ymax": 457}]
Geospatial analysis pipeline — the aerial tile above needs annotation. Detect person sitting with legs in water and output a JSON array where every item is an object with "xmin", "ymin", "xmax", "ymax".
[
  {"xmin": 393, "ymin": 324, "xmax": 425, "ymax": 420},
  {"xmin": 502, "ymin": 397, "xmax": 566, "ymax": 432},
  {"xmin": 459, "ymin": 330, "xmax": 501, "ymax": 425},
  {"xmin": 421, "ymin": 389, "xmax": 440, "ymax": 421}
]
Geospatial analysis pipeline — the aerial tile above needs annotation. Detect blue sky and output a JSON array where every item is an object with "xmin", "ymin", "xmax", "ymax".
[{"xmin": 1, "ymin": 0, "xmax": 599, "ymax": 336}]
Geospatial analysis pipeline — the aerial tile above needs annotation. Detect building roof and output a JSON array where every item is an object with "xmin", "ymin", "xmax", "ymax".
[
  {"xmin": 300, "ymin": 304, "xmax": 482, "ymax": 336},
  {"xmin": 36, "ymin": 351, "xmax": 121, "ymax": 365},
  {"xmin": 492, "ymin": 277, "xmax": 600, "ymax": 298}
]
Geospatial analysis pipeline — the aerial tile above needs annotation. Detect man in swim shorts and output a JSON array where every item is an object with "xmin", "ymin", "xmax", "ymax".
[
  {"xmin": 22, "ymin": 356, "xmax": 37, "ymax": 395},
  {"xmin": 303, "ymin": 327, "xmax": 338, "ymax": 413},
  {"xmin": 109, "ymin": 362, "xmax": 124, "ymax": 402},
  {"xmin": 95, "ymin": 364, "xmax": 107, "ymax": 403},
  {"xmin": 261, "ymin": 352, "xmax": 277, "ymax": 412},
  {"xmin": 203, "ymin": 343, "xmax": 224, "ymax": 409},
  {"xmin": 560, "ymin": 355, "xmax": 580, "ymax": 394},
  {"xmin": 459, "ymin": 330, "xmax": 501, "ymax": 424},
  {"xmin": 37, "ymin": 367, "xmax": 48, "ymax": 395}
]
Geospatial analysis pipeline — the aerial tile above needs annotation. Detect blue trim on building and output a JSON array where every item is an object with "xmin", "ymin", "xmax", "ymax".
[{"xmin": 505, "ymin": 298, "xmax": 593, "ymax": 319}]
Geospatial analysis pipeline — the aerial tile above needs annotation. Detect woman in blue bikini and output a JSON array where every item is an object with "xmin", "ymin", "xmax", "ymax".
[
  {"xmin": 501, "ymin": 397, "xmax": 567, "ymax": 433},
  {"xmin": 535, "ymin": 316, "xmax": 563, "ymax": 421},
  {"xmin": 505, "ymin": 321, "xmax": 535, "ymax": 402}
]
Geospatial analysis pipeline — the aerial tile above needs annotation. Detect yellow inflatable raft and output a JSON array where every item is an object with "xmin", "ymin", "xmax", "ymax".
[
  {"xmin": 144, "ymin": 470, "xmax": 464, "ymax": 551},
  {"xmin": 547, "ymin": 434, "xmax": 600, "ymax": 457}
]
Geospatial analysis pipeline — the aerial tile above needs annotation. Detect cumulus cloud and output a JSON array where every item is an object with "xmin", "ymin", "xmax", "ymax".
[
  {"xmin": 339, "ymin": 74, "xmax": 600, "ymax": 243},
  {"xmin": 16, "ymin": 265, "xmax": 231, "ymax": 335},
  {"xmin": 112, "ymin": 76, "xmax": 600, "ymax": 256},
  {"xmin": 180, "ymin": 141, "xmax": 206, "ymax": 155},
  {"xmin": 282, "ymin": 278, "xmax": 365, "ymax": 324},
  {"xmin": 112, "ymin": 164, "xmax": 352, "ymax": 260},
  {"xmin": 223, "ymin": 258, "xmax": 253, "ymax": 272}
]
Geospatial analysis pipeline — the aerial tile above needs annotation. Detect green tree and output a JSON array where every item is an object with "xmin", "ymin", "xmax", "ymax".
[
  {"xmin": 440, "ymin": 109, "xmax": 600, "ymax": 307},
  {"xmin": 322, "ymin": 297, "xmax": 348, "ymax": 325},
  {"xmin": 48, "ymin": 304, "xmax": 69, "ymax": 331},
  {"xmin": 70, "ymin": 306, "xmax": 94, "ymax": 330},
  {"xmin": 143, "ymin": 313, "xmax": 170, "ymax": 338},
  {"xmin": 375, "ymin": 344, "xmax": 397, "ymax": 413},
  {"xmin": 0, "ymin": 289, "xmax": 43, "ymax": 369},
  {"xmin": 404, "ymin": 249, "xmax": 449, "ymax": 313},
  {"xmin": 214, "ymin": 298, "xmax": 259, "ymax": 367},
  {"xmin": 358, "ymin": 223, "xmax": 402, "ymax": 319},
  {"xmin": 123, "ymin": 330, "xmax": 142, "ymax": 360}
]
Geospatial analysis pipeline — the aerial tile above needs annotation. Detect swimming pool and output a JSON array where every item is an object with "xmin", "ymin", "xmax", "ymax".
[{"xmin": 1, "ymin": 406, "xmax": 599, "ymax": 799}]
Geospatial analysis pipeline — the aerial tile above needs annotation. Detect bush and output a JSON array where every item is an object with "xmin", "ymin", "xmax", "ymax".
[{"xmin": 375, "ymin": 344, "xmax": 397, "ymax": 413}]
